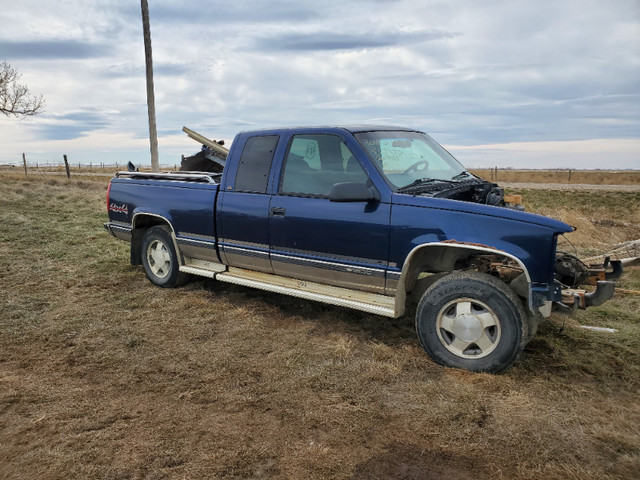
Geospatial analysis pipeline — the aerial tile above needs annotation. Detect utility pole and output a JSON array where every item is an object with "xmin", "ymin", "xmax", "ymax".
[{"xmin": 141, "ymin": 0, "xmax": 159, "ymax": 172}]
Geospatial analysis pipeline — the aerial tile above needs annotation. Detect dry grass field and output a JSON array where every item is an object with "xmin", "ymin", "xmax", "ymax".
[
  {"xmin": 470, "ymin": 169, "xmax": 640, "ymax": 186},
  {"xmin": 1, "ymin": 173, "xmax": 639, "ymax": 479}
]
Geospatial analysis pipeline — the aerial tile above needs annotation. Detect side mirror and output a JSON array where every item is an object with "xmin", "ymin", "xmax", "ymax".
[{"xmin": 329, "ymin": 182, "xmax": 380, "ymax": 202}]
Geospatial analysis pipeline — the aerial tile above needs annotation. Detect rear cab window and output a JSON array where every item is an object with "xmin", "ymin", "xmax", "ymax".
[{"xmin": 234, "ymin": 135, "xmax": 279, "ymax": 193}]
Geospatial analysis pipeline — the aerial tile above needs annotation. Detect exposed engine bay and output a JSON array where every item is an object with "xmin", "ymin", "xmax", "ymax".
[{"xmin": 418, "ymin": 179, "xmax": 526, "ymax": 210}]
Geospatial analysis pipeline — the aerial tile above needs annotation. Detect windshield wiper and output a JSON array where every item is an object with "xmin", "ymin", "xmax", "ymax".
[
  {"xmin": 397, "ymin": 177, "xmax": 455, "ymax": 192},
  {"xmin": 451, "ymin": 171, "xmax": 473, "ymax": 181}
]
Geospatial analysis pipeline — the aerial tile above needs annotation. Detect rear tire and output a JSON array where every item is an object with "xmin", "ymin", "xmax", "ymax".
[
  {"xmin": 415, "ymin": 271, "xmax": 528, "ymax": 373},
  {"xmin": 141, "ymin": 226, "xmax": 186, "ymax": 288}
]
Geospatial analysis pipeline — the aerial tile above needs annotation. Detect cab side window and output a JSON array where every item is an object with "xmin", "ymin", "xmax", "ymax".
[
  {"xmin": 234, "ymin": 135, "xmax": 279, "ymax": 193},
  {"xmin": 280, "ymin": 134, "xmax": 367, "ymax": 196}
]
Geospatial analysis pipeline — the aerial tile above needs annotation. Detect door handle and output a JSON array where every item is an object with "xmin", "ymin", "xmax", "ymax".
[{"xmin": 270, "ymin": 207, "xmax": 286, "ymax": 216}]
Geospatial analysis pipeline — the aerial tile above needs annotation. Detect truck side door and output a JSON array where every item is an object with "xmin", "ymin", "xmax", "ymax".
[
  {"xmin": 217, "ymin": 135, "xmax": 279, "ymax": 273},
  {"xmin": 269, "ymin": 133, "xmax": 390, "ymax": 294}
]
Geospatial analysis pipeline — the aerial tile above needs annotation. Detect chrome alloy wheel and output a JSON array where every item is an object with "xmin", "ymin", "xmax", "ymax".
[
  {"xmin": 146, "ymin": 240, "xmax": 171, "ymax": 279},
  {"xmin": 436, "ymin": 298, "xmax": 501, "ymax": 359}
]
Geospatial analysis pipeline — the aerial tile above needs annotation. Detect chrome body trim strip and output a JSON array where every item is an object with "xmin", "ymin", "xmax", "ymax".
[
  {"xmin": 272, "ymin": 246, "xmax": 387, "ymax": 267},
  {"xmin": 219, "ymin": 239, "xmax": 269, "ymax": 250},
  {"xmin": 223, "ymin": 245, "xmax": 270, "ymax": 259},
  {"xmin": 270, "ymin": 253, "xmax": 386, "ymax": 278},
  {"xmin": 176, "ymin": 237, "xmax": 217, "ymax": 248},
  {"xmin": 177, "ymin": 232, "xmax": 217, "ymax": 242}
]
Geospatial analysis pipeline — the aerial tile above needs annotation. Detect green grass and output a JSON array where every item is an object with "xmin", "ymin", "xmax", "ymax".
[{"xmin": 0, "ymin": 173, "xmax": 638, "ymax": 479}]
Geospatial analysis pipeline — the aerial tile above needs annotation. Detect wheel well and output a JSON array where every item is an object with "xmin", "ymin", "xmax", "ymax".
[
  {"xmin": 399, "ymin": 244, "xmax": 530, "ymax": 312},
  {"xmin": 130, "ymin": 215, "xmax": 173, "ymax": 266}
]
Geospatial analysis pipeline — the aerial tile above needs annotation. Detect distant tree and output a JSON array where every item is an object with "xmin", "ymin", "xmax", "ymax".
[{"xmin": 0, "ymin": 61, "xmax": 45, "ymax": 117}]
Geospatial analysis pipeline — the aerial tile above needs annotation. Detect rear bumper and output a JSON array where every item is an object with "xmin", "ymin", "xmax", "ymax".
[{"xmin": 104, "ymin": 222, "xmax": 132, "ymax": 242}]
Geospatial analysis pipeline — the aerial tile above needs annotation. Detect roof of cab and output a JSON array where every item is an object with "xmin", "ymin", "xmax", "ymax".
[{"xmin": 236, "ymin": 125, "xmax": 423, "ymax": 136}]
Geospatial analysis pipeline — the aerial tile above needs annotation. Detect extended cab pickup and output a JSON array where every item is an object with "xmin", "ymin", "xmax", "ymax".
[{"xmin": 105, "ymin": 126, "xmax": 622, "ymax": 372}]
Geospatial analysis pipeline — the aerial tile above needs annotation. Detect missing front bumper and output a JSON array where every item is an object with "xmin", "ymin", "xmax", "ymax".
[{"xmin": 554, "ymin": 257, "xmax": 623, "ymax": 315}]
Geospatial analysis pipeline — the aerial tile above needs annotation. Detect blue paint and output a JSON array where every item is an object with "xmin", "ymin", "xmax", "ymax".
[{"xmin": 107, "ymin": 125, "xmax": 573, "ymax": 304}]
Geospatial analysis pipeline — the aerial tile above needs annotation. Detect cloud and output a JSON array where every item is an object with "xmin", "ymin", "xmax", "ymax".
[
  {"xmin": 259, "ymin": 30, "xmax": 457, "ymax": 51},
  {"xmin": 0, "ymin": 0, "xmax": 639, "ymax": 170},
  {"xmin": 149, "ymin": 2, "xmax": 316, "ymax": 25},
  {"xmin": 31, "ymin": 110, "xmax": 111, "ymax": 140},
  {"xmin": 0, "ymin": 40, "xmax": 110, "ymax": 59},
  {"xmin": 102, "ymin": 62, "xmax": 192, "ymax": 78},
  {"xmin": 449, "ymin": 138, "xmax": 640, "ymax": 169}
]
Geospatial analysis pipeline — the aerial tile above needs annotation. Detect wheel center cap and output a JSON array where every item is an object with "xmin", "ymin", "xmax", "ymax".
[{"xmin": 454, "ymin": 314, "xmax": 483, "ymax": 342}]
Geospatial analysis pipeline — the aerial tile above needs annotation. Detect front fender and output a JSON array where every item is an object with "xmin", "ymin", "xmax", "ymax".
[{"xmin": 394, "ymin": 242, "xmax": 539, "ymax": 317}]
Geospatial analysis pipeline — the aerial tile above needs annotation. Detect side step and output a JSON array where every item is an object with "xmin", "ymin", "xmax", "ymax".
[
  {"xmin": 216, "ymin": 267, "xmax": 397, "ymax": 318},
  {"xmin": 180, "ymin": 258, "xmax": 227, "ymax": 278}
]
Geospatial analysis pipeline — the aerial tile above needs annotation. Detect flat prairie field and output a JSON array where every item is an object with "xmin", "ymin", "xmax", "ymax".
[
  {"xmin": 470, "ymin": 169, "xmax": 640, "ymax": 186},
  {"xmin": 1, "ymin": 173, "xmax": 639, "ymax": 480}
]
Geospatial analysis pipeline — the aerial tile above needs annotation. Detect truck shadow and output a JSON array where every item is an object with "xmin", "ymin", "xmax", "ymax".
[{"xmin": 190, "ymin": 278, "xmax": 419, "ymax": 350}]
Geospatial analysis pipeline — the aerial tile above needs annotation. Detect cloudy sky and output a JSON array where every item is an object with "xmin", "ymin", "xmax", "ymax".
[{"xmin": 1, "ymin": 0, "xmax": 639, "ymax": 169}]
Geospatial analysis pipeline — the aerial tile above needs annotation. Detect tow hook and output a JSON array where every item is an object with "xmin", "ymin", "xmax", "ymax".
[
  {"xmin": 560, "ymin": 280, "xmax": 617, "ymax": 310},
  {"xmin": 585, "ymin": 281, "xmax": 617, "ymax": 306},
  {"xmin": 603, "ymin": 257, "xmax": 623, "ymax": 281}
]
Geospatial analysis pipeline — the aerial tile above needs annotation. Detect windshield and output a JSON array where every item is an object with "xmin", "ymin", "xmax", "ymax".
[{"xmin": 354, "ymin": 130, "xmax": 468, "ymax": 190}]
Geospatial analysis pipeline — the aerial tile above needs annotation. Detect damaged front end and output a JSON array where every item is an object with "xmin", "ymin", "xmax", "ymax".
[
  {"xmin": 412, "ymin": 178, "xmax": 527, "ymax": 211},
  {"xmin": 553, "ymin": 252, "xmax": 623, "ymax": 315}
]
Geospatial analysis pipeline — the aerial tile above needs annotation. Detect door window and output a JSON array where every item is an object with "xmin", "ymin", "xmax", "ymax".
[{"xmin": 280, "ymin": 134, "xmax": 367, "ymax": 196}]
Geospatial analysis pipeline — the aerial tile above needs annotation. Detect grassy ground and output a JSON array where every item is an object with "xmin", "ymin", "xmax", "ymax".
[
  {"xmin": 1, "ymin": 173, "xmax": 638, "ymax": 479},
  {"xmin": 471, "ymin": 169, "xmax": 640, "ymax": 185}
]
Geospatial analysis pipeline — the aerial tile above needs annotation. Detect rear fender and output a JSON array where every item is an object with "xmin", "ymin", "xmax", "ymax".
[{"xmin": 130, "ymin": 213, "xmax": 180, "ymax": 266}]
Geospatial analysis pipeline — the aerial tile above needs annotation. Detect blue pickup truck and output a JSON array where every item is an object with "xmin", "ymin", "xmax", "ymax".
[{"xmin": 105, "ymin": 126, "xmax": 621, "ymax": 372}]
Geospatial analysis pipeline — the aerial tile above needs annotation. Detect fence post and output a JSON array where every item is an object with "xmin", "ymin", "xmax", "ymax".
[
  {"xmin": 63, "ymin": 155, "xmax": 71, "ymax": 179},
  {"xmin": 568, "ymin": 169, "xmax": 572, "ymax": 183},
  {"xmin": 22, "ymin": 153, "xmax": 28, "ymax": 176}
]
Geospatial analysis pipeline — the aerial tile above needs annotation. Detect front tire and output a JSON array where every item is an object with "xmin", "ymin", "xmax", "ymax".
[
  {"xmin": 415, "ymin": 271, "xmax": 528, "ymax": 373},
  {"xmin": 141, "ymin": 226, "xmax": 185, "ymax": 288}
]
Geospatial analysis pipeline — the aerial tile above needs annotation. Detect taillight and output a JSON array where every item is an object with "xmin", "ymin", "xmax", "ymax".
[{"xmin": 106, "ymin": 181, "xmax": 112, "ymax": 210}]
